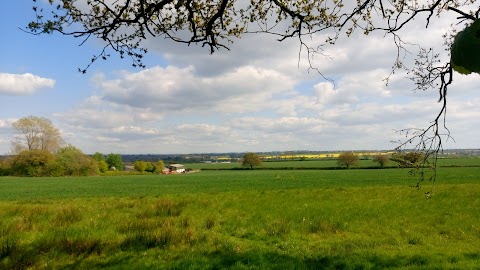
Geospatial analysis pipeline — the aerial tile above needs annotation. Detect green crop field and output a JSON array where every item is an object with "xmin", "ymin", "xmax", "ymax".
[
  {"xmin": 1, "ymin": 167, "xmax": 479, "ymax": 269},
  {"xmin": 187, "ymin": 157, "xmax": 480, "ymax": 170}
]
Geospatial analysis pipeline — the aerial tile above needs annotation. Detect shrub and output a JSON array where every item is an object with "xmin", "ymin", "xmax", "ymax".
[
  {"xmin": 134, "ymin": 160, "xmax": 147, "ymax": 172},
  {"xmin": 0, "ymin": 157, "xmax": 12, "ymax": 176},
  {"xmin": 55, "ymin": 145, "xmax": 99, "ymax": 176},
  {"xmin": 10, "ymin": 149, "xmax": 56, "ymax": 176}
]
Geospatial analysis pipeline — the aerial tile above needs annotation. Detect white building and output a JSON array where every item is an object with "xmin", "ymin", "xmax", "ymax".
[{"xmin": 167, "ymin": 164, "xmax": 185, "ymax": 173}]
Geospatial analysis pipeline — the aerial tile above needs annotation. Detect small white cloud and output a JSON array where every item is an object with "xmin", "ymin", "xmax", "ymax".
[{"xmin": 0, "ymin": 73, "xmax": 55, "ymax": 95}]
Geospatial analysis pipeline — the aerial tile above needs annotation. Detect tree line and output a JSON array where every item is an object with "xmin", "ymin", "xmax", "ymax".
[
  {"xmin": 242, "ymin": 151, "xmax": 424, "ymax": 170},
  {"xmin": 1, "ymin": 116, "xmax": 426, "ymax": 176},
  {"xmin": 0, "ymin": 116, "xmax": 170, "ymax": 177},
  {"xmin": 0, "ymin": 116, "xmax": 122, "ymax": 176}
]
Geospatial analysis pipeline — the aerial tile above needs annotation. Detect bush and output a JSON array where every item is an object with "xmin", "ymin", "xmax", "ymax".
[
  {"xmin": 0, "ymin": 157, "xmax": 13, "ymax": 176},
  {"xmin": 10, "ymin": 150, "xmax": 56, "ymax": 176},
  {"xmin": 56, "ymin": 146, "xmax": 99, "ymax": 176},
  {"xmin": 98, "ymin": 160, "xmax": 108, "ymax": 173}
]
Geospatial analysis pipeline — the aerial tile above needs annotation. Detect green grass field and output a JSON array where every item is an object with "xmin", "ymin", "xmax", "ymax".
[
  {"xmin": 187, "ymin": 157, "xmax": 480, "ymax": 170},
  {"xmin": 1, "ymin": 167, "xmax": 479, "ymax": 269}
]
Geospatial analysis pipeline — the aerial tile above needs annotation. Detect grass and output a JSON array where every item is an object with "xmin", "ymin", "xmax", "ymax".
[
  {"xmin": 0, "ymin": 167, "xmax": 479, "ymax": 269},
  {"xmin": 187, "ymin": 157, "xmax": 480, "ymax": 170},
  {"xmin": 1, "ymin": 167, "xmax": 479, "ymax": 200}
]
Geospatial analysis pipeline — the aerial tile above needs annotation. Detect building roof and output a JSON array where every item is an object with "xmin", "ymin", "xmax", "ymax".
[{"xmin": 168, "ymin": 164, "xmax": 184, "ymax": 168}]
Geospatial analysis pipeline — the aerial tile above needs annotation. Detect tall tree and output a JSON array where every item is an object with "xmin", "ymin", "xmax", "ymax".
[{"xmin": 11, "ymin": 116, "xmax": 63, "ymax": 154}]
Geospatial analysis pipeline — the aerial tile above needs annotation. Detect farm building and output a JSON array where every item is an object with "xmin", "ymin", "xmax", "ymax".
[{"xmin": 167, "ymin": 164, "xmax": 185, "ymax": 173}]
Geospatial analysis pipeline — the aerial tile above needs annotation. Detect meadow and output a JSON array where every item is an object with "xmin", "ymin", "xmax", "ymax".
[
  {"xmin": 0, "ymin": 164, "xmax": 479, "ymax": 269},
  {"xmin": 187, "ymin": 157, "xmax": 480, "ymax": 170}
]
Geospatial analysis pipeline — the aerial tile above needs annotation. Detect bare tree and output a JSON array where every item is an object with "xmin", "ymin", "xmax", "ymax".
[
  {"xmin": 25, "ymin": 0, "xmax": 480, "ymax": 190},
  {"xmin": 11, "ymin": 116, "xmax": 63, "ymax": 154}
]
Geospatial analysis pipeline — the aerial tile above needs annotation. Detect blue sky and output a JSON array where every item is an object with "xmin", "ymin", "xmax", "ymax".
[{"xmin": 1, "ymin": 1, "xmax": 479, "ymax": 154}]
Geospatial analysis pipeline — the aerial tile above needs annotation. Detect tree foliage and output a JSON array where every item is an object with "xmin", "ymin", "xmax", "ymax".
[
  {"xmin": 11, "ymin": 149, "xmax": 56, "ymax": 177},
  {"xmin": 106, "ymin": 153, "xmax": 124, "ymax": 171},
  {"xmin": 337, "ymin": 152, "xmax": 359, "ymax": 169},
  {"xmin": 391, "ymin": 152, "xmax": 425, "ymax": 168},
  {"xmin": 134, "ymin": 160, "xmax": 147, "ymax": 172},
  {"xmin": 242, "ymin": 152, "xmax": 263, "ymax": 169},
  {"xmin": 92, "ymin": 152, "xmax": 109, "ymax": 173},
  {"xmin": 133, "ymin": 160, "xmax": 161, "ymax": 173},
  {"xmin": 98, "ymin": 160, "xmax": 109, "ymax": 173},
  {"xmin": 26, "ymin": 1, "xmax": 480, "ymax": 78},
  {"xmin": 11, "ymin": 116, "xmax": 63, "ymax": 154},
  {"xmin": 156, "ymin": 160, "xmax": 165, "ymax": 172},
  {"xmin": 451, "ymin": 18, "xmax": 480, "ymax": 74},
  {"xmin": 92, "ymin": 152, "xmax": 106, "ymax": 162},
  {"xmin": 0, "ymin": 157, "xmax": 13, "ymax": 176},
  {"xmin": 55, "ymin": 145, "xmax": 99, "ymax": 176},
  {"xmin": 8, "ymin": 147, "xmax": 100, "ymax": 177},
  {"xmin": 372, "ymin": 154, "xmax": 389, "ymax": 168}
]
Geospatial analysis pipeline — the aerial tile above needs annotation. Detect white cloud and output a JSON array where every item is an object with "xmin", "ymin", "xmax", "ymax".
[
  {"xmin": 96, "ymin": 65, "xmax": 296, "ymax": 115},
  {"xmin": 0, "ymin": 73, "xmax": 55, "ymax": 95}
]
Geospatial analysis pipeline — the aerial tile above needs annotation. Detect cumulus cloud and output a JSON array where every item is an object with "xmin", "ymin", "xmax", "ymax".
[
  {"xmin": 95, "ymin": 65, "xmax": 296, "ymax": 114},
  {"xmin": 0, "ymin": 73, "xmax": 55, "ymax": 95},
  {"xmin": 52, "ymin": 48, "xmax": 479, "ymax": 154}
]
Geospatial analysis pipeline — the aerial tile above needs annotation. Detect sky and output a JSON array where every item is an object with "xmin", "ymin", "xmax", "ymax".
[{"xmin": 0, "ymin": 1, "xmax": 479, "ymax": 155}]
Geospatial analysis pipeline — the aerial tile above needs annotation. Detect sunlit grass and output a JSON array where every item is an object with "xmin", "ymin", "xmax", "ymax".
[
  {"xmin": 188, "ymin": 157, "xmax": 480, "ymax": 170},
  {"xmin": 1, "ymin": 167, "xmax": 479, "ymax": 200},
  {"xmin": 0, "ymin": 168, "xmax": 479, "ymax": 268}
]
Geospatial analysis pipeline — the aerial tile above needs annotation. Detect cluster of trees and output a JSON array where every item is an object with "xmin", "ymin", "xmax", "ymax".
[
  {"xmin": 1, "ymin": 146, "xmax": 99, "ymax": 177},
  {"xmin": 11, "ymin": 147, "xmax": 98, "ymax": 177},
  {"xmin": 1, "ymin": 116, "xmax": 124, "ymax": 177},
  {"xmin": 133, "ymin": 160, "xmax": 165, "ymax": 173},
  {"xmin": 92, "ymin": 152, "xmax": 125, "ymax": 172},
  {"xmin": 240, "ymin": 151, "xmax": 422, "ymax": 170},
  {"xmin": 337, "ymin": 152, "xmax": 425, "ymax": 169}
]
